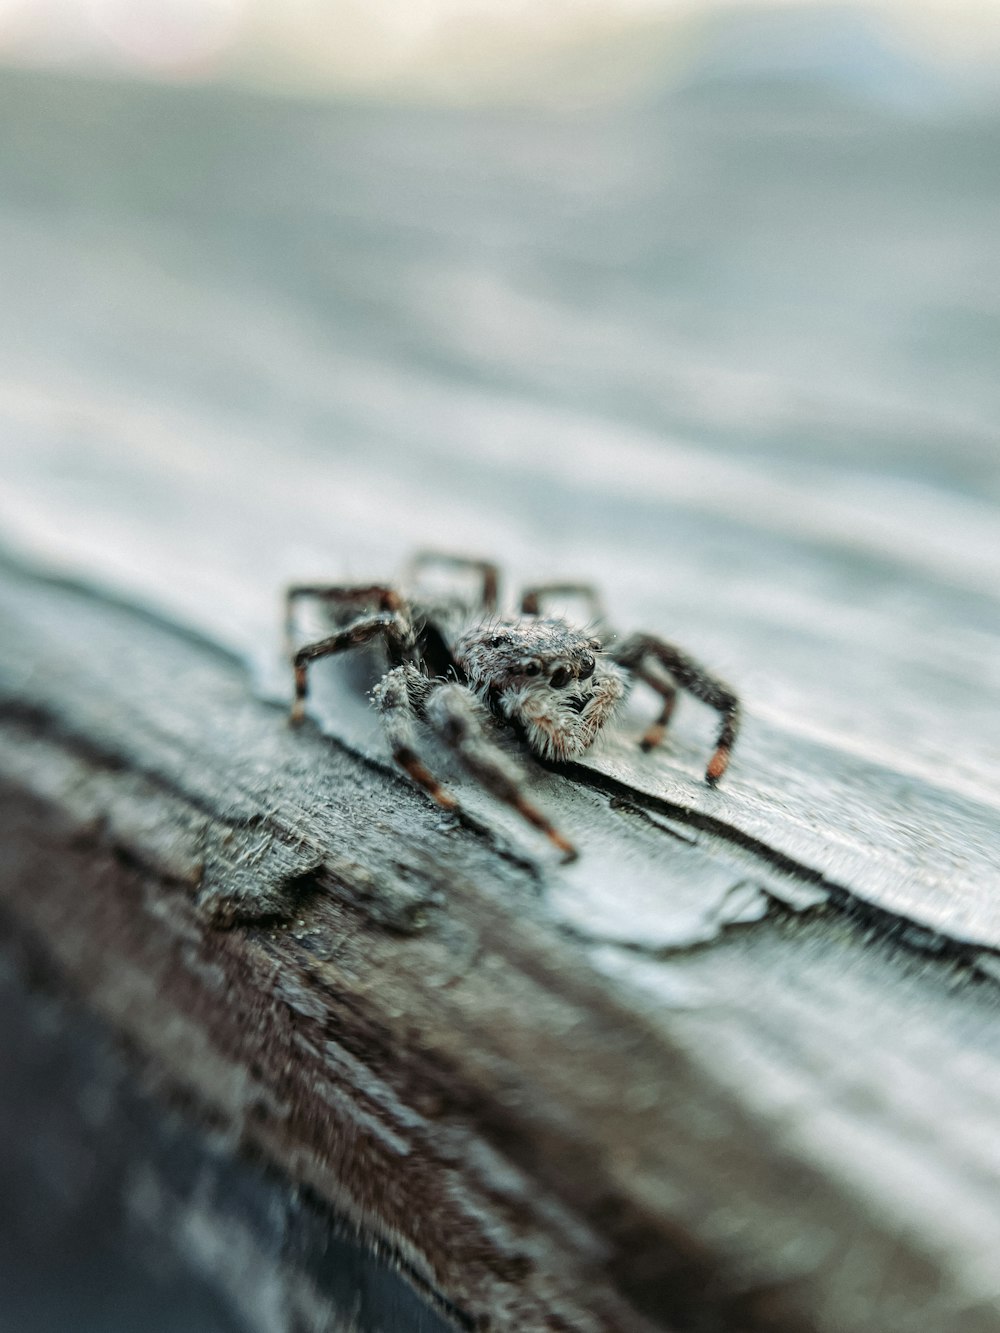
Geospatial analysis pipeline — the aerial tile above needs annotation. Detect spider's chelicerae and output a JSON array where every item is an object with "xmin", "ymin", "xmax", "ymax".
[{"xmin": 285, "ymin": 551, "xmax": 741, "ymax": 861}]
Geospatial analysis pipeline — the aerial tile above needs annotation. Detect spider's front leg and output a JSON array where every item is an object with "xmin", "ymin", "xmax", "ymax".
[
  {"xmin": 289, "ymin": 608, "xmax": 414, "ymax": 726},
  {"xmin": 425, "ymin": 682, "xmax": 578, "ymax": 861},
  {"xmin": 284, "ymin": 583, "xmax": 403, "ymax": 660},
  {"xmin": 612, "ymin": 634, "xmax": 740, "ymax": 785},
  {"xmin": 374, "ymin": 669, "xmax": 577, "ymax": 861},
  {"xmin": 373, "ymin": 665, "xmax": 458, "ymax": 811}
]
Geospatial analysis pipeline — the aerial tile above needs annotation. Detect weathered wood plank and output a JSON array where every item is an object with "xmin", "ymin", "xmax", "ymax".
[
  {"xmin": 4, "ymin": 544, "xmax": 1000, "ymax": 1333},
  {"xmin": 0, "ymin": 923, "xmax": 461, "ymax": 1333}
]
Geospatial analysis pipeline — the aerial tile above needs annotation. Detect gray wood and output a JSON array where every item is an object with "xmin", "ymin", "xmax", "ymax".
[
  {"xmin": 2, "ymin": 68, "xmax": 1000, "ymax": 1333},
  {"xmin": 0, "ymin": 925, "xmax": 459, "ymax": 1333},
  {"xmin": 6, "ymin": 554, "xmax": 1000, "ymax": 1333}
]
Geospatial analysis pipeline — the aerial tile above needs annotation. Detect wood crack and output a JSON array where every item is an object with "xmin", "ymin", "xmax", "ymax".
[{"xmin": 548, "ymin": 756, "xmax": 996, "ymax": 970}]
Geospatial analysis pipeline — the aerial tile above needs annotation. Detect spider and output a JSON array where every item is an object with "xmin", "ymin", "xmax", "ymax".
[{"xmin": 285, "ymin": 551, "xmax": 741, "ymax": 861}]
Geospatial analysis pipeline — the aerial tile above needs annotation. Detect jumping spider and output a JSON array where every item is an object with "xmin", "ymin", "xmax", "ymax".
[{"xmin": 285, "ymin": 551, "xmax": 740, "ymax": 861}]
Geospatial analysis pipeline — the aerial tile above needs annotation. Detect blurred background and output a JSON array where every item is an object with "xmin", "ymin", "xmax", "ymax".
[
  {"xmin": 2, "ymin": 0, "xmax": 1000, "ymax": 106},
  {"xmin": 2, "ymin": 0, "xmax": 999, "ymax": 783}
]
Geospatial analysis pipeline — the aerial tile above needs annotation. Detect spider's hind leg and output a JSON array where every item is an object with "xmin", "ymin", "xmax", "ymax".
[
  {"xmin": 612, "ymin": 634, "xmax": 740, "ymax": 785},
  {"xmin": 406, "ymin": 551, "xmax": 500, "ymax": 613},
  {"xmin": 520, "ymin": 582, "xmax": 606, "ymax": 625}
]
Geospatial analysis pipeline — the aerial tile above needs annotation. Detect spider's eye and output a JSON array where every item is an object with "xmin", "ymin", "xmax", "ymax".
[
  {"xmin": 588, "ymin": 637, "xmax": 603, "ymax": 651},
  {"xmin": 523, "ymin": 661, "xmax": 541, "ymax": 676},
  {"xmin": 579, "ymin": 653, "xmax": 595, "ymax": 680},
  {"xmin": 550, "ymin": 666, "xmax": 571, "ymax": 689},
  {"xmin": 488, "ymin": 635, "xmax": 509, "ymax": 648}
]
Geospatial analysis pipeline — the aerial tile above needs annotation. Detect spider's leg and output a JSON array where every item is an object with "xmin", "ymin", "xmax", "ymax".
[
  {"xmin": 373, "ymin": 665, "xmax": 457, "ymax": 811},
  {"xmin": 424, "ymin": 682, "xmax": 577, "ymax": 862},
  {"xmin": 290, "ymin": 611, "xmax": 413, "ymax": 726},
  {"xmin": 406, "ymin": 551, "xmax": 500, "ymax": 613},
  {"xmin": 284, "ymin": 583, "xmax": 404, "ymax": 659},
  {"xmin": 633, "ymin": 663, "xmax": 679, "ymax": 753},
  {"xmin": 612, "ymin": 634, "xmax": 740, "ymax": 785},
  {"xmin": 520, "ymin": 582, "xmax": 606, "ymax": 626}
]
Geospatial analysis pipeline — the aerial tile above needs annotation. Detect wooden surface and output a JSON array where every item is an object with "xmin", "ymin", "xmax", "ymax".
[
  {"xmin": 2, "ymin": 67, "xmax": 1000, "ymax": 1332},
  {"xmin": 0, "ymin": 917, "xmax": 459, "ymax": 1333}
]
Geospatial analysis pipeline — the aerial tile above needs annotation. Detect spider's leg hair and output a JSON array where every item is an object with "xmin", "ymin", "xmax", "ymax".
[
  {"xmin": 612, "ymin": 633, "xmax": 740, "ymax": 784},
  {"xmin": 424, "ymin": 681, "xmax": 577, "ymax": 861}
]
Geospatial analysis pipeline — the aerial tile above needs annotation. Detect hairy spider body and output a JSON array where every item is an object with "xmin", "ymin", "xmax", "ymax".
[{"xmin": 285, "ymin": 552, "xmax": 741, "ymax": 860}]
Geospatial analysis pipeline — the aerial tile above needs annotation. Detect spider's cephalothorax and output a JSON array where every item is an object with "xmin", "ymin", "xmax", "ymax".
[
  {"xmin": 285, "ymin": 551, "xmax": 741, "ymax": 861},
  {"xmin": 455, "ymin": 619, "xmax": 626, "ymax": 761}
]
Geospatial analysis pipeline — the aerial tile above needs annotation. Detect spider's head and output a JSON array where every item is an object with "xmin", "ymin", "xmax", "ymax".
[{"xmin": 455, "ymin": 618, "xmax": 625, "ymax": 761}]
